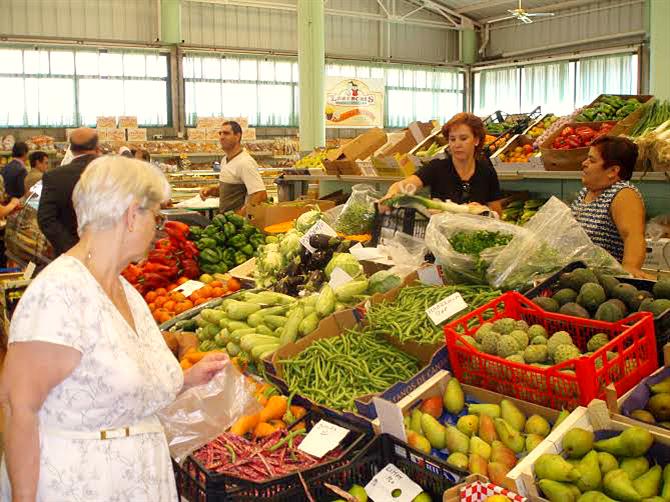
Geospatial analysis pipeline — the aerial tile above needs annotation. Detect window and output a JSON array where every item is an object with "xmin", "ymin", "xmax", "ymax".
[
  {"xmin": 0, "ymin": 47, "xmax": 169, "ymax": 127},
  {"xmin": 473, "ymin": 52, "xmax": 638, "ymax": 117},
  {"xmin": 184, "ymin": 54, "xmax": 299, "ymax": 127},
  {"xmin": 327, "ymin": 62, "xmax": 464, "ymax": 127}
]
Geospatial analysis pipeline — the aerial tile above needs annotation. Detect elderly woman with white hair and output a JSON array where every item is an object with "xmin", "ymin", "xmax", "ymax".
[{"xmin": 0, "ymin": 156, "xmax": 227, "ymax": 502}]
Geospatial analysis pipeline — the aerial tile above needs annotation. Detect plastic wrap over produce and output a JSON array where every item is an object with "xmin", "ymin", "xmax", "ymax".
[
  {"xmin": 379, "ymin": 231, "xmax": 428, "ymax": 277},
  {"xmin": 486, "ymin": 196, "xmax": 623, "ymax": 290},
  {"xmin": 157, "ymin": 362, "xmax": 262, "ymax": 463},
  {"xmin": 333, "ymin": 184, "xmax": 381, "ymax": 235}
]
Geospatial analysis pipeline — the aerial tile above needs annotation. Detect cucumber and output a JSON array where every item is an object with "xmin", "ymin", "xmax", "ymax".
[
  {"xmin": 226, "ymin": 341, "xmax": 241, "ymax": 357},
  {"xmin": 230, "ymin": 328, "xmax": 256, "ymax": 343},
  {"xmin": 247, "ymin": 305, "xmax": 290, "ymax": 327},
  {"xmin": 225, "ymin": 300, "xmax": 261, "ymax": 320},
  {"xmin": 264, "ymin": 315, "xmax": 288, "ymax": 329},
  {"xmin": 279, "ymin": 307, "xmax": 303, "ymax": 346},
  {"xmin": 240, "ymin": 334, "xmax": 282, "ymax": 353},
  {"xmin": 227, "ymin": 321, "xmax": 250, "ymax": 332},
  {"xmin": 251, "ymin": 342, "xmax": 280, "ymax": 360},
  {"xmin": 259, "ymin": 348, "xmax": 278, "ymax": 361},
  {"xmin": 298, "ymin": 312, "xmax": 319, "ymax": 337},
  {"xmin": 316, "ymin": 284, "xmax": 336, "ymax": 318},
  {"xmin": 255, "ymin": 325, "xmax": 275, "ymax": 337},
  {"xmin": 218, "ymin": 317, "xmax": 231, "ymax": 329},
  {"xmin": 302, "ymin": 305, "xmax": 315, "ymax": 316}
]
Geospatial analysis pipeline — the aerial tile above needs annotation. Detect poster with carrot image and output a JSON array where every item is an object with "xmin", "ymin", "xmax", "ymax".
[{"xmin": 325, "ymin": 77, "xmax": 384, "ymax": 128}]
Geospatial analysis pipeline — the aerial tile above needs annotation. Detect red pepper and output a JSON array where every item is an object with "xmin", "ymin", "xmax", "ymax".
[
  {"xmin": 143, "ymin": 262, "xmax": 178, "ymax": 277},
  {"xmin": 121, "ymin": 264, "xmax": 142, "ymax": 284},
  {"xmin": 566, "ymin": 134, "xmax": 583, "ymax": 149},
  {"xmin": 180, "ymin": 258, "xmax": 200, "ymax": 279},
  {"xmin": 147, "ymin": 250, "xmax": 178, "ymax": 266},
  {"xmin": 561, "ymin": 126, "xmax": 575, "ymax": 137},
  {"xmin": 181, "ymin": 241, "xmax": 199, "ymax": 259},
  {"xmin": 164, "ymin": 221, "xmax": 189, "ymax": 241},
  {"xmin": 552, "ymin": 137, "xmax": 567, "ymax": 149}
]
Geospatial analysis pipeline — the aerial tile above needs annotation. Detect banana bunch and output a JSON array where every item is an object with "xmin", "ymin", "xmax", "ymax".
[
  {"xmin": 295, "ymin": 149, "xmax": 329, "ymax": 168},
  {"xmin": 501, "ymin": 199, "xmax": 546, "ymax": 225}
]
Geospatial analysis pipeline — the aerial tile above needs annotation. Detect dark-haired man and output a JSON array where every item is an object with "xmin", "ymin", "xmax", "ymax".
[
  {"xmin": 2, "ymin": 142, "xmax": 29, "ymax": 199},
  {"xmin": 38, "ymin": 128, "xmax": 100, "ymax": 256},
  {"xmin": 199, "ymin": 121, "xmax": 267, "ymax": 214},
  {"xmin": 25, "ymin": 151, "xmax": 49, "ymax": 193}
]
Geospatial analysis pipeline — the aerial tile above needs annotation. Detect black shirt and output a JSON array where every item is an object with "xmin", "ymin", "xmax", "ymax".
[
  {"xmin": 416, "ymin": 156, "xmax": 502, "ymax": 204},
  {"xmin": 2, "ymin": 159, "xmax": 27, "ymax": 199}
]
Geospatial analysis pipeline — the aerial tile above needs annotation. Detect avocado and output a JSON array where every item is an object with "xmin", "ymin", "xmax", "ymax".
[
  {"xmin": 611, "ymin": 283, "xmax": 640, "ymax": 310},
  {"xmin": 638, "ymin": 297, "xmax": 655, "ymax": 313},
  {"xmin": 552, "ymin": 288, "xmax": 578, "ymax": 306},
  {"xmin": 647, "ymin": 299, "xmax": 670, "ymax": 318},
  {"xmin": 628, "ymin": 289, "xmax": 653, "ymax": 311},
  {"xmin": 559, "ymin": 268, "xmax": 598, "ymax": 292},
  {"xmin": 597, "ymin": 273, "xmax": 620, "ymax": 296},
  {"xmin": 595, "ymin": 300, "xmax": 625, "ymax": 322},
  {"xmin": 577, "ymin": 282, "xmax": 607, "ymax": 312},
  {"xmin": 559, "ymin": 302, "xmax": 590, "ymax": 319},
  {"xmin": 533, "ymin": 296, "xmax": 559, "ymax": 312},
  {"xmin": 608, "ymin": 298, "xmax": 628, "ymax": 316},
  {"xmin": 653, "ymin": 279, "xmax": 670, "ymax": 300}
]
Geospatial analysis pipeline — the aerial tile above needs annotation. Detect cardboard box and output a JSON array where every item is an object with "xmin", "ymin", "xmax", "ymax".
[
  {"xmin": 644, "ymin": 238, "xmax": 670, "ymax": 272},
  {"xmin": 108, "ymin": 129, "xmax": 127, "ymax": 142},
  {"xmin": 96, "ymin": 116, "xmax": 116, "ymax": 129},
  {"xmin": 245, "ymin": 199, "xmax": 336, "ymax": 230},
  {"xmin": 187, "ymin": 128, "xmax": 207, "ymax": 141},
  {"xmin": 196, "ymin": 116, "xmax": 222, "ymax": 129},
  {"xmin": 371, "ymin": 155, "xmax": 416, "ymax": 177},
  {"xmin": 491, "ymin": 134, "xmax": 543, "ymax": 171},
  {"xmin": 118, "ymin": 116, "xmax": 138, "ymax": 128},
  {"xmin": 228, "ymin": 257, "xmax": 256, "ymax": 282},
  {"xmin": 126, "ymin": 128, "xmax": 147, "ymax": 142},
  {"xmin": 326, "ymin": 128, "xmax": 387, "ymax": 164},
  {"xmin": 377, "ymin": 121, "xmax": 435, "ymax": 157}
]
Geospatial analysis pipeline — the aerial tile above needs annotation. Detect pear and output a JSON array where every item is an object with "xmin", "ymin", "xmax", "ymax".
[
  {"xmin": 410, "ymin": 408, "xmax": 424, "ymax": 434},
  {"xmin": 538, "ymin": 479, "xmax": 578, "ymax": 502},
  {"xmin": 485, "ymin": 497, "xmax": 509, "ymax": 502},
  {"xmin": 468, "ymin": 452, "xmax": 488, "ymax": 476},
  {"xmin": 603, "ymin": 469, "xmax": 643, "ymax": 501},
  {"xmin": 620, "ymin": 457, "xmax": 650, "ymax": 480},
  {"xmin": 630, "ymin": 409, "xmax": 656, "ymax": 424},
  {"xmin": 647, "ymin": 393, "xmax": 670, "ymax": 422},
  {"xmin": 535, "ymin": 453, "xmax": 581, "ymax": 482},
  {"xmin": 456, "ymin": 415, "xmax": 479, "ymax": 437},
  {"xmin": 594, "ymin": 427, "xmax": 653, "ymax": 457},
  {"xmin": 552, "ymin": 409, "xmax": 570, "ymax": 431},
  {"xmin": 525, "ymin": 433, "xmax": 544, "ymax": 452},
  {"xmin": 444, "ymin": 425, "xmax": 469, "ymax": 454},
  {"xmin": 598, "ymin": 452, "xmax": 619, "ymax": 475},
  {"xmin": 493, "ymin": 418, "xmax": 524, "ymax": 453},
  {"xmin": 500, "ymin": 399, "xmax": 526, "ymax": 431},
  {"xmin": 444, "ymin": 377, "xmax": 465, "ymax": 414},
  {"xmin": 661, "ymin": 464, "xmax": 670, "ymax": 499},
  {"xmin": 525, "ymin": 414, "xmax": 551, "ymax": 437},
  {"xmin": 445, "ymin": 452, "xmax": 468, "ymax": 470},
  {"xmin": 640, "ymin": 497, "xmax": 665, "ymax": 502},
  {"xmin": 632, "ymin": 465, "xmax": 662, "ymax": 498},
  {"xmin": 420, "ymin": 414, "xmax": 446, "ymax": 450},
  {"xmin": 491, "ymin": 440, "xmax": 517, "ymax": 469},
  {"xmin": 411, "ymin": 493, "xmax": 431, "ymax": 502},
  {"xmin": 487, "ymin": 462, "xmax": 517, "ymax": 491},
  {"xmin": 348, "ymin": 485, "xmax": 368, "ymax": 502},
  {"xmin": 406, "ymin": 431, "xmax": 432, "ymax": 455},
  {"xmin": 577, "ymin": 491, "xmax": 617, "ymax": 502},
  {"xmin": 478, "ymin": 414, "xmax": 498, "ymax": 444},
  {"xmin": 403, "ymin": 415, "xmax": 411, "ymax": 429},
  {"xmin": 467, "ymin": 403, "xmax": 501, "ymax": 418},
  {"xmin": 469, "ymin": 436, "xmax": 491, "ymax": 460},
  {"xmin": 649, "ymin": 376, "xmax": 670, "ymax": 394},
  {"xmin": 576, "ymin": 450, "xmax": 602, "ymax": 492},
  {"xmin": 563, "ymin": 428, "xmax": 595, "ymax": 459}
]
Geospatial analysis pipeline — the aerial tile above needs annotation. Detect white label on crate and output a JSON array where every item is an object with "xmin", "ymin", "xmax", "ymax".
[
  {"xmin": 297, "ymin": 419, "xmax": 349, "ymax": 458},
  {"xmin": 373, "ymin": 397, "xmax": 407, "ymax": 443},
  {"xmin": 350, "ymin": 245, "xmax": 386, "ymax": 261},
  {"xmin": 299, "ymin": 220, "xmax": 338, "ymax": 253},
  {"xmin": 174, "ymin": 280, "xmax": 206, "ymax": 297},
  {"xmin": 329, "ymin": 267, "xmax": 354, "ymax": 289},
  {"xmin": 426, "ymin": 293, "xmax": 468, "ymax": 326},
  {"xmin": 418, "ymin": 265, "xmax": 443, "ymax": 286},
  {"xmin": 23, "ymin": 262, "xmax": 36, "ymax": 280},
  {"xmin": 365, "ymin": 463, "xmax": 423, "ymax": 502}
]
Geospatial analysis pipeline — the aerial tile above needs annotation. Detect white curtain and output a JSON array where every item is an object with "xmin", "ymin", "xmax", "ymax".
[
  {"xmin": 474, "ymin": 67, "xmax": 520, "ymax": 116},
  {"xmin": 521, "ymin": 61, "xmax": 574, "ymax": 115},
  {"xmin": 576, "ymin": 54, "xmax": 638, "ymax": 107}
]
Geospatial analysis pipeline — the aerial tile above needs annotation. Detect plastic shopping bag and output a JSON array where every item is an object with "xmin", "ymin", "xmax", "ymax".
[{"xmin": 333, "ymin": 184, "xmax": 381, "ymax": 235}]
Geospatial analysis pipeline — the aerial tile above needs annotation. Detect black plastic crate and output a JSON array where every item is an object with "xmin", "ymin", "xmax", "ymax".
[
  {"xmin": 370, "ymin": 205, "xmax": 429, "ymax": 246},
  {"xmin": 302, "ymin": 434, "xmax": 467, "ymax": 500},
  {"xmin": 524, "ymin": 261, "xmax": 670, "ymax": 365},
  {"xmin": 174, "ymin": 406, "xmax": 370, "ymax": 502}
]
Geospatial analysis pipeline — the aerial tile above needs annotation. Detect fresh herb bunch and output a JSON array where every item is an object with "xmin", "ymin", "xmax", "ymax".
[{"xmin": 449, "ymin": 230, "xmax": 514, "ymax": 256}]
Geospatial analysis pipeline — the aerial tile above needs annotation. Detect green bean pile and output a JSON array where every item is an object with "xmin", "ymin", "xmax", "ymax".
[
  {"xmin": 366, "ymin": 284, "xmax": 502, "ymax": 344},
  {"xmin": 279, "ymin": 327, "xmax": 420, "ymax": 411}
]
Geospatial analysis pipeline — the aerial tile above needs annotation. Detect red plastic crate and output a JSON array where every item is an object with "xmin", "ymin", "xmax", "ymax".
[{"xmin": 444, "ymin": 291, "xmax": 657, "ymax": 410}]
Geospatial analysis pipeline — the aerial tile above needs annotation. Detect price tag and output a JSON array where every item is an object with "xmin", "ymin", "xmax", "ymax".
[
  {"xmin": 365, "ymin": 464, "xmax": 423, "ymax": 502},
  {"xmin": 425, "ymin": 293, "xmax": 468, "ymax": 326},
  {"xmin": 329, "ymin": 267, "xmax": 354, "ymax": 289},
  {"xmin": 23, "ymin": 262, "xmax": 36, "ymax": 280},
  {"xmin": 298, "ymin": 419, "xmax": 349, "ymax": 458},
  {"xmin": 299, "ymin": 220, "xmax": 338, "ymax": 253},
  {"xmin": 174, "ymin": 280, "xmax": 206, "ymax": 297},
  {"xmin": 349, "ymin": 245, "xmax": 386, "ymax": 262},
  {"xmin": 373, "ymin": 397, "xmax": 406, "ymax": 443},
  {"xmin": 417, "ymin": 265, "xmax": 443, "ymax": 286}
]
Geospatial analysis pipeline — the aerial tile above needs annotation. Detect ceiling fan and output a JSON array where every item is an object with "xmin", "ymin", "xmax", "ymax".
[{"xmin": 489, "ymin": 0, "xmax": 555, "ymax": 24}]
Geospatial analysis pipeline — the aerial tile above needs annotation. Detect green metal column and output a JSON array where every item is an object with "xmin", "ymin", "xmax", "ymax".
[
  {"xmin": 649, "ymin": 0, "xmax": 670, "ymax": 100},
  {"xmin": 459, "ymin": 20, "xmax": 478, "ymax": 65},
  {"xmin": 298, "ymin": 0, "xmax": 326, "ymax": 150},
  {"xmin": 161, "ymin": 0, "xmax": 182, "ymax": 44}
]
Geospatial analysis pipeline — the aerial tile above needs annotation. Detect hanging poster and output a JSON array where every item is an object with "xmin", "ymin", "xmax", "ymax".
[{"xmin": 325, "ymin": 77, "xmax": 384, "ymax": 128}]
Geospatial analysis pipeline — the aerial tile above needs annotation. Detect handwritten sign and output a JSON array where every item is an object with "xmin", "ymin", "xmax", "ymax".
[
  {"xmin": 373, "ymin": 397, "xmax": 407, "ymax": 442},
  {"xmin": 426, "ymin": 293, "xmax": 468, "ymax": 326},
  {"xmin": 174, "ymin": 280, "xmax": 206, "ymax": 297},
  {"xmin": 365, "ymin": 463, "xmax": 423, "ymax": 502},
  {"xmin": 298, "ymin": 419, "xmax": 350, "ymax": 458},
  {"xmin": 299, "ymin": 220, "xmax": 338, "ymax": 253}
]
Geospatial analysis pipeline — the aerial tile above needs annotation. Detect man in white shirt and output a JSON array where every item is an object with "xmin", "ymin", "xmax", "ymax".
[{"xmin": 199, "ymin": 121, "xmax": 267, "ymax": 214}]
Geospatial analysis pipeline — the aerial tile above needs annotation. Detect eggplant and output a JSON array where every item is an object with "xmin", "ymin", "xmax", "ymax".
[
  {"xmin": 308, "ymin": 250, "xmax": 331, "ymax": 269},
  {"xmin": 335, "ymin": 240, "xmax": 356, "ymax": 253},
  {"xmin": 304, "ymin": 270, "xmax": 326, "ymax": 292}
]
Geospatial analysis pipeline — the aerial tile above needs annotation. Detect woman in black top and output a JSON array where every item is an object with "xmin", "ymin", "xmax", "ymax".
[{"xmin": 382, "ymin": 112, "xmax": 504, "ymax": 215}]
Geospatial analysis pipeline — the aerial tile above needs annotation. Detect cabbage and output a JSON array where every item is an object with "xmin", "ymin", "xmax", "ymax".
[
  {"xmin": 296, "ymin": 209, "xmax": 323, "ymax": 232},
  {"xmin": 279, "ymin": 230, "xmax": 303, "ymax": 258},
  {"xmin": 367, "ymin": 270, "xmax": 402, "ymax": 294},
  {"xmin": 324, "ymin": 253, "xmax": 363, "ymax": 279}
]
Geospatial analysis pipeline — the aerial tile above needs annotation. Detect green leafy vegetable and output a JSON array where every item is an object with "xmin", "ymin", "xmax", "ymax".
[{"xmin": 449, "ymin": 230, "xmax": 514, "ymax": 256}]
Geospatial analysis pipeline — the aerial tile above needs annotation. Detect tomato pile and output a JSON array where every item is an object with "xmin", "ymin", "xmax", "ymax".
[{"xmin": 551, "ymin": 123, "xmax": 614, "ymax": 150}]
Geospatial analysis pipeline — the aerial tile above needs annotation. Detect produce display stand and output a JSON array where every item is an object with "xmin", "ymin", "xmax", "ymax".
[{"xmin": 0, "ymin": 271, "xmax": 30, "ymax": 351}]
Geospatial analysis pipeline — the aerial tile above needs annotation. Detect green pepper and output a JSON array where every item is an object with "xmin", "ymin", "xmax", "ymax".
[
  {"xmin": 200, "ymin": 262, "xmax": 218, "ymax": 274},
  {"xmin": 223, "ymin": 222, "xmax": 236, "ymax": 238},
  {"xmin": 249, "ymin": 234, "xmax": 265, "ymax": 249},
  {"xmin": 265, "ymin": 235, "xmax": 278, "ymax": 244},
  {"xmin": 226, "ymin": 212, "xmax": 246, "ymax": 228},
  {"xmin": 188, "ymin": 226, "xmax": 204, "ymax": 239},
  {"xmin": 240, "ymin": 244, "xmax": 254, "ymax": 256},
  {"xmin": 200, "ymin": 248, "xmax": 221, "ymax": 264},
  {"xmin": 228, "ymin": 234, "xmax": 248, "ymax": 249},
  {"xmin": 223, "ymin": 248, "xmax": 236, "ymax": 263},
  {"xmin": 212, "ymin": 214, "xmax": 228, "ymax": 229},
  {"xmin": 215, "ymin": 234, "xmax": 227, "ymax": 247},
  {"xmin": 196, "ymin": 237, "xmax": 218, "ymax": 250},
  {"xmin": 203, "ymin": 224, "xmax": 219, "ymax": 236},
  {"xmin": 215, "ymin": 262, "xmax": 229, "ymax": 274},
  {"xmin": 242, "ymin": 225, "xmax": 257, "ymax": 237},
  {"xmin": 235, "ymin": 251, "xmax": 248, "ymax": 266}
]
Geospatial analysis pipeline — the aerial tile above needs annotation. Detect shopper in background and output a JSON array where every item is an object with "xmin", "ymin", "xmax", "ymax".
[
  {"xmin": 24, "ymin": 151, "xmax": 49, "ymax": 193},
  {"xmin": 0, "ymin": 175, "xmax": 21, "ymax": 268},
  {"xmin": 0, "ymin": 156, "xmax": 227, "ymax": 502},
  {"xmin": 2, "ymin": 142, "xmax": 29, "ymax": 200},
  {"xmin": 132, "ymin": 148, "xmax": 151, "ymax": 162},
  {"xmin": 38, "ymin": 128, "xmax": 101, "ymax": 257},
  {"xmin": 381, "ymin": 113, "xmax": 503, "ymax": 214},
  {"xmin": 199, "ymin": 120, "xmax": 267, "ymax": 214},
  {"xmin": 572, "ymin": 136, "xmax": 650, "ymax": 278}
]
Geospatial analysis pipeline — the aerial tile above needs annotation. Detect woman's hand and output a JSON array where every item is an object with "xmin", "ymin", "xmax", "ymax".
[
  {"xmin": 183, "ymin": 352, "xmax": 229, "ymax": 390},
  {"xmin": 622, "ymin": 265, "xmax": 656, "ymax": 280}
]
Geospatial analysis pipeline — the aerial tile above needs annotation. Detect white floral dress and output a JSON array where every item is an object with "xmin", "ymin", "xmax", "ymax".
[{"xmin": 0, "ymin": 255, "xmax": 184, "ymax": 502}]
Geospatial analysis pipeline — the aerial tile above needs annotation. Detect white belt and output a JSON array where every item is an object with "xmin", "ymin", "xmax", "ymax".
[{"xmin": 43, "ymin": 418, "xmax": 164, "ymax": 441}]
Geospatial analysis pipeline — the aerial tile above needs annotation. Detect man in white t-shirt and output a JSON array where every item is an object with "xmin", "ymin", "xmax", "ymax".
[{"xmin": 199, "ymin": 121, "xmax": 267, "ymax": 214}]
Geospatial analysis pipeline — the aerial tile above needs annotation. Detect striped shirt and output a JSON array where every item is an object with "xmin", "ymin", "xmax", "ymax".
[{"xmin": 571, "ymin": 181, "xmax": 643, "ymax": 262}]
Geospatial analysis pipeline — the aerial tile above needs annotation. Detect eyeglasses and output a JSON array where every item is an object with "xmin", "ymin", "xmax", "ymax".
[{"xmin": 460, "ymin": 182, "xmax": 471, "ymax": 201}]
